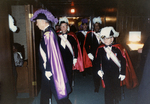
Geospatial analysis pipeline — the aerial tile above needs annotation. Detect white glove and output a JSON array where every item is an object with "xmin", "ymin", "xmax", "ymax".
[
  {"xmin": 118, "ymin": 74, "xmax": 125, "ymax": 81},
  {"xmin": 45, "ymin": 71, "xmax": 52, "ymax": 80},
  {"xmin": 98, "ymin": 70, "xmax": 104, "ymax": 79},
  {"xmin": 88, "ymin": 53, "xmax": 94, "ymax": 61},
  {"xmin": 73, "ymin": 58, "xmax": 77, "ymax": 66}
]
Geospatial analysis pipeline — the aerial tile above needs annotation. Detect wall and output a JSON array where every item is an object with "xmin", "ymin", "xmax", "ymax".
[
  {"xmin": 0, "ymin": 2, "xmax": 16, "ymax": 104},
  {"xmin": 116, "ymin": 0, "xmax": 150, "ymax": 44},
  {"xmin": 116, "ymin": 0, "xmax": 150, "ymax": 80},
  {"xmin": 11, "ymin": 5, "xmax": 28, "ymax": 60}
]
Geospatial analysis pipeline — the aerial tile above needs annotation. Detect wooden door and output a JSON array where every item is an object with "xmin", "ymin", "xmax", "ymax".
[{"xmin": 25, "ymin": 5, "xmax": 38, "ymax": 97}]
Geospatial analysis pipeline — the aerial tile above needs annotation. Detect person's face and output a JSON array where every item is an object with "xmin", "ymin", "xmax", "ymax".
[
  {"xmin": 94, "ymin": 23, "xmax": 100, "ymax": 32},
  {"xmin": 60, "ymin": 23, "xmax": 68, "ymax": 33},
  {"xmin": 82, "ymin": 24, "xmax": 87, "ymax": 31},
  {"xmin": 55, "ymin": 25, "xmax": 60, "ymax": 31},
  {"xmin": 103, "ymin": 37, "xmax": 114, "ymax": 46},
  {"xmin": 36, "ymin": 19, "xmax": 45, "ymax": 30},
  {"xmin": 13, "ymin": 46, "xmax": 16, "ymax": 52}
]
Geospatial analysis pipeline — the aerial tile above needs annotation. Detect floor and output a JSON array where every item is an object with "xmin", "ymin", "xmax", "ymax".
[{"xmin": 16, "ymin": 71, "xmax": 139, "ymax": 104}]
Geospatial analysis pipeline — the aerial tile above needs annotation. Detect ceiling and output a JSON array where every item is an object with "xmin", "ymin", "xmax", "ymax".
[
  {"xmin": 42, "ymin": 0, "xmax": 118, "ymax": 17},
  {"xmin": 10, "ymin": 0, "xmax": 118, "ymax": 17}
]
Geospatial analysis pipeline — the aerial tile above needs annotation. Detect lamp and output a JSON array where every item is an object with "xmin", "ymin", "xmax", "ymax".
[
  {"xmin": 70, "ymin": 1, "xmax": 75, "ymax": 14},
  {"xmin": 70, "ymin": 8, "xmax": 75, "ymax": 14},
  {"xmin": 127, "ymin": 31, "xmax": 144, "ymax": 51}
]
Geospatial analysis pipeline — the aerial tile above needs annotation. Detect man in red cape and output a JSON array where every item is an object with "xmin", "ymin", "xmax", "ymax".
[
  {"xmin": 82, "ymin": 17, "xmax": 102, "ymax": 93},
  {"xmin": 57, "ymin": 17, "xmax": 84, "ymax": 88}
]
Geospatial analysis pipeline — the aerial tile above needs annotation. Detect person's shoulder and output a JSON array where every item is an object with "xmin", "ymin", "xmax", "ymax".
[
  {"xmin": 96, "ymin": 44, "xmax": 105, "ymax": 52},
  {"xmin": 87, "ymin": 31, "xmax": 93, "ymax": 34},
  {"xmin": 68, "ymin": 32, "xmax": 77, "ymax": 38},
  {"xmin": 14, "ymin": 52, "xmax": 18, "ymax": 57},
  {"xmin": 112, "ymin": 43, "xmax": 125, "ymax": 49}
]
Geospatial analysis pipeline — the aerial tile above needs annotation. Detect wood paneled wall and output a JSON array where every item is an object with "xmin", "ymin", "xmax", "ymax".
[
  {"xmin": 116, "ymin": 0, "xmax": 150, "ymax": 45},
  {"xmin": 0, "ymin": 2, "xmax": 16, "ymax": 104},
  {"xmin": 116, "ymin": 0, "xmax": 150, "ymax": 79}
]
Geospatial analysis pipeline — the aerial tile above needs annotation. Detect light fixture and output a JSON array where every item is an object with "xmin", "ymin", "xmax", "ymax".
[
  {"xmin": 70, "ymin": 8, "xmax": 75, "ymax": 14},
  {"xmin": 129, "ymin": 31, "xmax": 141, "ymax": 42},
  {"xmin": 127, "ymin": 31, "xmax": 144, "ymax": 51},
  {"xmin": 70, "ymin": 1, "xmax": 75, "ymax": 14}
]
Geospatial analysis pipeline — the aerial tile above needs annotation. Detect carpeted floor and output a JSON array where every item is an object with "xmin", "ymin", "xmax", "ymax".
[{"xmin": 16, "ymin": 71, "xmax": 139, "ymax": 104}]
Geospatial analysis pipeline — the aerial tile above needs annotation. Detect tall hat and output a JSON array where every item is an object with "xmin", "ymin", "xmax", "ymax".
[
  {"xmin": 9, "ymin": 14, "xmax": 18, "ymax": 32},
  {"xmin": 81, "ymin": 18, "xmax": 88, "ymax": 25},
  {"xmin": 30, "ymin": 9, "xmax": 58, "ymax": 24},
  {"xmin": 100, "ymin": 26, "xmax": 119, "ymax": 43},
  {"xmin": 59, "ymin": 16, "xmax": 69, "ymax": 25}
]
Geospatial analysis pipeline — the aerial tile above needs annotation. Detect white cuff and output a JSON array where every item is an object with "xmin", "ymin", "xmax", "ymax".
[
  {"xmin": 98, "ymin": 70, "xmax": 104, "ymax": 79},
  {"xmin": 45, "ymin": 71, "xmax": 52, "ymax": 80},
  {"xmin": 88, "ymin": 53, "xmax": 94, "ymax": 61},
  {"xmin": 73, "ymin": 58, "xmax": 77, "ymax": 66},
  {"xmin": 118, "ymin": 74, "xmax": 125, "ymax": 81}
]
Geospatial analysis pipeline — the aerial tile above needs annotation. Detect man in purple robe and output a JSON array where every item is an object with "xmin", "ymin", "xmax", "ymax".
[{"xmin": 31, "ymin": 9, "xmax": 71, "ymax": 104}]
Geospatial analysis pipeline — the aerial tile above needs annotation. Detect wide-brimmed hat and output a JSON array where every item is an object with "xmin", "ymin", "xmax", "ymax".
[
  {"xmin": 30, "ymin": 9, "xmax": 58, "ymax": 24},
  {"xmin": 100, "ymin": 26, "xmax": 119, "ymax": 39},
  {"xmin": 100, "ymin": 26, "xmax": 119, "ymax": 43}
]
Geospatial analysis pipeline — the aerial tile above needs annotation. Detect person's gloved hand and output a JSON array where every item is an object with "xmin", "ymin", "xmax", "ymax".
[
  {"xmin": 118, "ymin": 74, "xmax": 125, "ymax": 81},
  {"xmin": 88, "ymin": 53, "xmax": 94, "ymax": 61},
  {"xmin": 98, "ymin": 70, "xmax": 104, "ymax": 79},
  {"xmin": 45, "ymin": 71, "xmax": 52, "ymax": 80},
  {"xmin": 73, "ymin": 58, "xmax": 77, "ymax": 66}
]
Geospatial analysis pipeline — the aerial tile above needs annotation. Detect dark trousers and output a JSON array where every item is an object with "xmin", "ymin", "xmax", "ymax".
[
  {"xmin": 104, "ymin": 75, "xmax": 121, "ymax": 104},
  {"xmin": 40, "ymin": 75, "xmax": 72, "ymax": 104},
  {"xmin": 65, "ymin": 67, "xmax": 73, "ymax": 88},
  {"xmin": 92, "ymin": 67, "xmax": 101, "ymax": 90}
]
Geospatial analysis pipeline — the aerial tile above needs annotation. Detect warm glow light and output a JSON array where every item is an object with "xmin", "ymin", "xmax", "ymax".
[
  {"xmin": 69, "ymin": 21, "xmax": 74, "ymax": 25},
  {"xmin": 127, "ymin": 43, "xmax": 144, "ymax": 51},
  {"xmin": 70, "ymin": 8, "xmax": 75, "ymax": 13},
  {"xmin": 29, "ymin": 13, "xmax": 33, "ymax": 18},
  {"xmin": 106, "ymin": 17, "xmax": 116, "ymax": 22},
  {"xmin": 68, "ymin": 17, "xmax": 79, "ymax": 19},
  {"xmin": 129, "ymin": 31, "xmax": 141, "ymax": 42}
]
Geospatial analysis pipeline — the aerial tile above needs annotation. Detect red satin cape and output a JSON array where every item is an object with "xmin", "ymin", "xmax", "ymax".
[
  {"xmin": 82, "ymin": 31, "xmax": 93, "ymax": 68},
  {"xmin": 96, "ymin": 44, "xmax": 139, "ymax": 89},
  {"xmin": 58, "ymin": 32, "xmax": 84, "ymax": 72}
]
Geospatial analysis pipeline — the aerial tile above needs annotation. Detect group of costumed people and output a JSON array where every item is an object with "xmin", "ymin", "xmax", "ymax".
[{"xmin": 30, "ymin": 8, "xmax": 139, "ymax": 104}]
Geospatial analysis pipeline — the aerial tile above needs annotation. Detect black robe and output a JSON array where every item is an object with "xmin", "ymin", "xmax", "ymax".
[
  {"xmin": 84, "ymin": 31, "xmax": 101, "ymax": 90},
  {"xmin": 85, "ymin": 31, "xmax": 100, "ymax": 58},
  {"xmin": 76, "ymin": 30, "xmax": 88, "ymax": 54},
  {"xmin": 58, "ymin": 33, "xmax": 78, "ymax": 87},
  {"xmin": 94, "ymin": 44, "xmax": 126, "ymax": 104}
]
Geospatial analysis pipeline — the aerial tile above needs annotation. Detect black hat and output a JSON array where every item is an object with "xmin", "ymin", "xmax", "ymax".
[{"xmin": 33, "ymin": 13, "xmax": 47, "ymax": 21}]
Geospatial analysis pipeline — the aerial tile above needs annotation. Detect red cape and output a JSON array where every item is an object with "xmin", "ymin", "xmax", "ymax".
[
  {"xmin": 58, "ymin": 32, "xmax": 84, "ymax": 72},
  {"xmin": 82, "ymin": 31, "xmax": 93, "ymax": 68},
  {"xmin": 96, "ymin": 44, "xmax": 139, "ymax": 89}
]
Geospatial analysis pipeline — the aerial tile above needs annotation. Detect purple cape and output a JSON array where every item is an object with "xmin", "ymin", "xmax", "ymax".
[{"xmin": 44, "ymin": 30, "xmax": 69, "ymax": 99}]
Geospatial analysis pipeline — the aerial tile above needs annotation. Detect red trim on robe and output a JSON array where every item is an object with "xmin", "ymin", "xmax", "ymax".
[
  {"xmin": 82, "ymin": 31, "xmax": 93, "ymax": 68},
  {"xmin": 58, "ymin": 32, "xmax": 84, "ymax": 72},
  {"xmin": 96, "ymin": 44, "xmax": 139, "ymax": 89}
]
